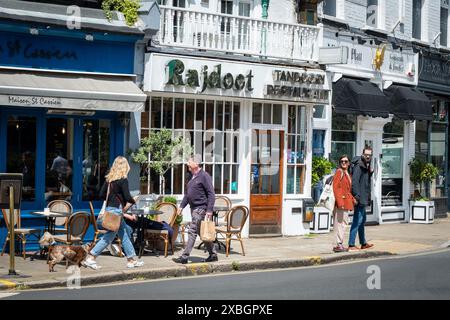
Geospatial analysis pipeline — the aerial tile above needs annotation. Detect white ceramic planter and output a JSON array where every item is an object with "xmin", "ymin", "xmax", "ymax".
[
  {"xmin": 310, "ymin": 207, "xmax": 332, "ymax": 233},
  {"xmin": 409, "ymin": 200, "xmax": 435, "ymax": 224}
]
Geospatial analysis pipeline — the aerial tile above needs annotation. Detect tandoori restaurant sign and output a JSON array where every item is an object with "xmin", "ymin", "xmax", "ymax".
[{"xmin": 145, "ymin": 53, "xmax": 330, "ymax": 104}]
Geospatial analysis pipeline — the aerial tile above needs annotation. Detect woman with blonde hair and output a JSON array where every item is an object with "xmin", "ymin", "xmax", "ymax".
[{"xmin": 85, "ymin": 156, "xmax": 144, "ymax": 269}]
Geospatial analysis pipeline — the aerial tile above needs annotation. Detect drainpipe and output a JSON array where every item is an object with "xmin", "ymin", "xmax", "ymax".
[{"xmin": 261, "ymin": 0, "xmax": 269, "ymax": 57}]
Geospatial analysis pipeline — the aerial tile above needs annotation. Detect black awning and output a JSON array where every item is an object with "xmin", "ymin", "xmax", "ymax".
[
  {"xmin": 332, "ymin": 78, "xmax": 390, "ymax": 118},
  {"xmin": 383, "ymin": 85, "xmax": 432, "ymax": 121}
]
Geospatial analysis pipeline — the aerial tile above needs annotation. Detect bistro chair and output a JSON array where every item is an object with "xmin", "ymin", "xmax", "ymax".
[
  {"xmin": 179, "ymin": 220, "xmax": 190, "ymax": 248},
  {"xmin": 214, "ymin": 195, "xmax": 232, "ymax": 227},
  {"xmin": 215, "ymin": 205, "xmax": 249, "ymax": 257},
  {"xmin": 47, "ymin": 200, "xmax": 73, "ymax": 235},
  {"xmin": 143, "ymin": 202, "xmax": 177, "ymax": 257},
  {"xmin": 88, "ymin": 202, "xmax": 123, "ymax": 257},
  {"xmin": 53, "ymin": 211, "xmax": 90, "ymax": 245},
  {"xmin": 1, "ymin": 209, "xmax": 41, "ymax": 259}
]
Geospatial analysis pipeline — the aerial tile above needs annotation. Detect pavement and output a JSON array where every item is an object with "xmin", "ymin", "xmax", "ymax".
[{"xmin": 1, "ymin": 217, "xmax": 450, "ymax": 292}]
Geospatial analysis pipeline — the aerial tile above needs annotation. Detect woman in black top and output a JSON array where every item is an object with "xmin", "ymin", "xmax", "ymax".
[{"xmin": 85, "ymin": 156, "xmax": 144, "ymax": 270}]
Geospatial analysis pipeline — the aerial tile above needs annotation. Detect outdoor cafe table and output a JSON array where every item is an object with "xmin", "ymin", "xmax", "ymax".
[
  {"xmin": 128, "ymin": 208, "xmax": 163, "ymax": 258},
  {"xmin": 197, "ymin": 206, "xmax": 229, "ymax": 251},
  {"xmin": 30, "ymin": 211, "xmax": 72, "ymax": 234}
]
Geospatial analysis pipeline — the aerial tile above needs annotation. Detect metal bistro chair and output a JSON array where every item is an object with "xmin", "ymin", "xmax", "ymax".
[
  {"xmin": 144, "ymin": 202, "xmax": 177, "ymax": 257},
  {"xmin": 1, "ymin": 209, "xmax": 41, "ymax": 259},
  {"xmin": 47, "ymin": 200, "xmax": 73, "ymax": 235},
  {"xmin": 53, "ymin": 211, "xmax": 90, "ymax": 245},
  {"xmin": 215, "ymin": 205, "xmax": 249, "ymax": 257},
  {"xmin": 88, "ymin": 202, "xmax": 123, "ymax": 257}
]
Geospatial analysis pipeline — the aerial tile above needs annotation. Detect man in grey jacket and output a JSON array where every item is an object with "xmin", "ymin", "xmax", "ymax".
[
  {"xmin": 173, "ymin": 155, "xmax": 218, "ymax": 264},
  {"xmin": 349, "ymin": 146, "xmax": 375, "ymax": 251}
]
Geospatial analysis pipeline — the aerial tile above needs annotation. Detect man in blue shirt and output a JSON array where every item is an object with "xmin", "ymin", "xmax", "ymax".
[{"xmin": 173, "ymin": 155, "xmax": 218, "ymax": 264}]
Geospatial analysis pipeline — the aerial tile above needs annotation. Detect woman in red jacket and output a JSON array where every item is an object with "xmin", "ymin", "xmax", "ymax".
[{"xmin": 332, "ymin": 155, "xmax": 356, "ymax": 252}]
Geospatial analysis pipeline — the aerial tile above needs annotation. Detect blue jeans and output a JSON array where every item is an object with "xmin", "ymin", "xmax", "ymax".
[
  {"xmin": 348, "ymin": 204, "xmax": 367, "ymax": 247},
  {"xmin": 91, "ymin": 207, "xmax": 137, "ymax": 259}
]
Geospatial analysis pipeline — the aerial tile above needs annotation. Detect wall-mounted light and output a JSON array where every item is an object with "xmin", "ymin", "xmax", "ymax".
[
  {"xmin": 119, "ymin": 112, "xmax": 130, "ymax": 128},
  {"xmin": 85, "ymin": 34, "xmax": 94, "ymax": 41},
  {"xmin": 357, "ymin": 37, "xmax": 367, "ymax": 45},
  {"xmin": 62, "ymin": 127, "xmax": 66, "ymax": 135},
  {"xmin": 335, "ymin": 32, "xmax": 339, "ymax": 37},
  {"xmin": 29, "ymin": 27, "xmax": 39, "ymax": 35},
  {"xmin": 392, "ymin": 42, "xmax": 401, "ymax": 50},
  {"xmin": 374, "ymin": 39, "xmax": 382, "ymax": 45}
]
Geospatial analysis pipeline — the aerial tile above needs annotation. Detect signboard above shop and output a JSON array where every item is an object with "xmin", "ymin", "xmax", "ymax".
[
  {"xmin": 144, "ymin": 53, "xmax": 330, "ymax": 104},
  {"xmin": 322, "ymin": 29, "xmax": 418, "ymax": 85}
]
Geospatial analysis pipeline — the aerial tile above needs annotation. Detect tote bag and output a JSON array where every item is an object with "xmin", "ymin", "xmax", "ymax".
[
  {"xmin": 200, "ymin": 219, "xmax": 216, "ymax": 242},
  {"xmin": 318, "ymin": 176, "xmax": 335, "ymax": 211}
]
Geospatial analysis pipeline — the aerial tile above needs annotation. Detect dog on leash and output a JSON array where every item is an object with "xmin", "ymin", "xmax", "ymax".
[{"xmin": 39, "ymin": 232, "xmax": 93, "ymax": 272}]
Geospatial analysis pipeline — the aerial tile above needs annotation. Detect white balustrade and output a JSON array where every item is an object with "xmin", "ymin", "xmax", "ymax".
[{"xmin": 158, "ymin": 6, "xmax": 319, "ymax": 62}]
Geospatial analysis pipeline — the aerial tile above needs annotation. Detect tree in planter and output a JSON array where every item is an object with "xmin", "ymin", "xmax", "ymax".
[
  {"xmin": 131, "ymin": 129, "xmax": 192, "ymax": 195},
  {"xmin": 102, "ymin": 0, "xmax": 141, "ymax": 26},
  {"xmin": 408, "ymin": 158, "xmax": 440, "ymax": 200}
]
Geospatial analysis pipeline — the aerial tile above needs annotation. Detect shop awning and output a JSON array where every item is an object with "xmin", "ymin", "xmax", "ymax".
[
  {"xmin": 332, "ymin": 78, "xmax": 390, "ymax": 118},
  {"xmin": 383, "ymin": 85, "xmax": 432, "ymax": 121},
  {"xmin": 0, "ymin": 68, "xmax": 146, "ymax": 112}
]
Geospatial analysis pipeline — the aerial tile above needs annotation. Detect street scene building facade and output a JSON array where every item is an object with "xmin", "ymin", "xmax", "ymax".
[{"xmin": 0, "ymin": 0, "xmax": 449, "ymax": 250}]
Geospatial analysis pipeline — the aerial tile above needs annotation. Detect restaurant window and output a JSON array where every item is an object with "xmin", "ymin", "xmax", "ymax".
[
  {"xmin": 45, "ymin": 118, "xmax": 74, "ymax": 203},
  {"xmin": 286, "ymin": 105, "xmax": 307, "ymax": 194},
  {"xmin": 430, "ymin": 100, "xmax": 448, "ymax": 198},
  {"xmin": 330, "ymin": 111, "xmax": 357, "ymax": 165},
  {"xmin": 381, "ymin": 118, "xmax": 404, "ymax": 207},
  {"xmin": 6, "ymin": 116, "xmax": 37, "ymax": 201},
  {"xmin": 366, "ymin": 0, "xmax": 378, "ymax": 28},
  {"xmin": 322, "ymin": 0, "xmax": 336, "ymax": 16},
  {"xmin": 82, "ymin": 120, "xmax": 111, "ymax": 201},
  {"xmin": 441, "ymin": 4, "xmax": 448, "ymax": 47},
  {"xmin": 252, "ymin": 103, "xmax": 283, "ymax": 125},
  {"xmin": 313, "ymin": 105, "xmax": 326, "ymax": 119},
  {"xmin": 141, "ymin": 97, "xmax": 240, "ymax": 195}
]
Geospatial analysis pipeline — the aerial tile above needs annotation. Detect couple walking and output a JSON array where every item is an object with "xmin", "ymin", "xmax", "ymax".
[{"xmin": 332, "ymin": 146, "xmax": 375, "ymax": 253}]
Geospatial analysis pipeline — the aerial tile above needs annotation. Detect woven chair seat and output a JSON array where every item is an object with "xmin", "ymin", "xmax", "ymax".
[
  {"xmin": 215, "ymin": 226, "xmax": 240, "ymax": 233},
  {"xmin": 14, "ymin": 228, "xmax": 40, "ymax": 234},
  {"xmin": 145, "ymin": 229, "xmax": 169, "ymax": 235}
]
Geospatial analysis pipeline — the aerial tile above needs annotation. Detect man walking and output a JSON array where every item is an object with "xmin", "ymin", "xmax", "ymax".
[
  {"xmin": 349, "ymin": 146, "xmax": 375, "ymax": 251},
  {"xmin": 173, "ymin": 155, "xmax": 218, "ymax": 264}
]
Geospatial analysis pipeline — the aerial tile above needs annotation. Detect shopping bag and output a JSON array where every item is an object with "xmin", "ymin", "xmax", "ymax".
[
  {"xmin": 318, "ymin": 176, "xmax": 335, "ymax": 211},
  {"xmin": 101, "ymin": 211, "xmax": 122, "ymax": 232},
  {"xmin": 200, "ymin": 220, "xmax": 216, "ymax": 242}
]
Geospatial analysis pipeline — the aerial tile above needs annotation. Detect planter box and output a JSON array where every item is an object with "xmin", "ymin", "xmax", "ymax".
[
  {"xmin": 310, "ymin": 207, "xmax": 332, "ymax": 233},
  {"xmin": 409, "ymin": 200, "xmax": 435, "ymax": 224}
]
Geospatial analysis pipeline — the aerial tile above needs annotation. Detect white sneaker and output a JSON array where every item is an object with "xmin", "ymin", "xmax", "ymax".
[
  {"xmin": 108, "ymin": 244, "xmax": 121, "ymax": 257},
  {"xmin": 84, "ymin": 257, "xmax": 101, "ymax": 270},
  {"xmin": 127, "ymin": 260, "xmax": 144, "ymax": 269}
]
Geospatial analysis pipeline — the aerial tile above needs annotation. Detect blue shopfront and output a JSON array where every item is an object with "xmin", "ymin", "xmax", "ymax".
[{"xmin": 0, "ymin": 22, "xmax": 146, "ymax": 251}]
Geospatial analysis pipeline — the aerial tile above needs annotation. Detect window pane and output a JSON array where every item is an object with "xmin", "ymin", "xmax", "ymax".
[
  {"xmin": 46, "ymin": 118, "xmax": 73, "ymax": 202},
  {"xmin": 223, "ymin": 164, "xmax": 230, "ymax": 194},
  {"xmin": 205, "ymin": 130, "xmax": 214, "ymax": 162},
  {"xmin": 273, "ymin": 104, "xmax": 282, "ymax": 124},
  {"xmin": 263, "ymin": 103, "xmax": 271, "ymax": 124},
  {"xmin": 233, "ymin": 133, "xmax": 239, "ymax": 163},
  {"xmin": 313, "ymin": 105, "xmax": 326, "ymax": 119},
  {"xmin": 163, "ymin": 168, "xmax": 172, "ymax": 195},
  {"xmin": 216, "ymin": 101, "xmax": 224, "ymax": 130},
  {"xmin": 224, "ymin": 101, "xmax": 232, "ymax": 130},
  {"xmin": 260, "ymin": 165, "xmax": 270, "ymax": 193},
  {"xmin": 150, "ymin": 96, "xmax": 162, "ymax": 128},
  {"xmin": 7, "ymin": 116, "xmax": 36, "ymax": 201},
  {"xmin": 224, "ymin": 133, "xmax": 232, "ymax": 163},
  {"xmin": 194, "ymin": 131, "xmax": 203, "ymax": 157},
  {"xmin": 367, "ymin": 0, "xmax": 378, "ymax": 27},
  {"xmin": 214, "ymin": 164, "xmax": 222, "ymax": 194},
  {"xmin": 233, "ymin": 102, "xmax": 240, "ymax": 130},
  {"xmin": 413, "ymin": 0, "xmax": 422, "ymax": 39},
  {"xmin": 415, "ymin": 120, "xmax": 428, "ymax": 161},
  {"xmin": 286, "ymin": 166, "xmax": 295, "ymax": 194},
  {"xmin": 297, "ymin": 106, "xmax": 306, "ymax": 134},
  {"xmin": 252, "ymin": 103, "xmax": 262, "ymax": 123},
  {"xmin": 323, "ymin": 0, "xmax": 336, "ymax": 16},
  {"xmin": 441, "ymin": 7, "xmax": 448, "ymax": 47},
  {"xmin": 296, "ymin": 165, "xmax": 306, "ymax": 194},
  {"xmin": 82, "ymin": 119, "xmax": 111, "ymax": 201},
  {"xmin": 195, "ymin": 100, "xmax": 205, "ymax": 130},
  {"xmin": 270, "ymin": 165, "xmax": 280, "ymax": 193},
  {"xmin": 173, "ymin": 165, "xmax": 183, "ymax": 194},
  {"xmin": 288, "ymin": 105, "xmax": 296, "ymax": 133},
  {"xmin": 142, "ymin": 101, "xmax": 149, "ymax": 129},
  {"xmin": 204, "ymin": 164, "xmax": 213, "ymax": 177},
  {"xmin": 162, "ymin": 97, "xmax": 173, "ymax": 129},
  {"xmin": 214, "ymin": 132, "xmax": 224, "ymax": 162},
  {"xmin": 174, "ymin": 98, "xmax": 184, "ymax": 129},
  {"xmin": 185, "ymin": 99, "xmax": 194, "ymax": 129},
  {"xmin": 231, "ymin": 165, "xmax": 238, "ymax": 194},
  {"xmin": 206, "ymin": 100, "xmax": 214, "ymax": 130}
]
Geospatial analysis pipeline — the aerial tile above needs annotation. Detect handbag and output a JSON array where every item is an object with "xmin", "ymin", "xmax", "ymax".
[
  {"xmin": 318, "ymin": 175, "xmax": 335, "ymax": 211},
  {"xmin": 200, "ymin": 218, "xmax": 216, "ymax": 242},
  {"xmin": 101, "ymin": 183, "xmax": 122, "ymax": 232}
]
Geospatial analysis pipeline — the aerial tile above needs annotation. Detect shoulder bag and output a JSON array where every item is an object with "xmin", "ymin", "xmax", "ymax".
[
  {"xmin": 101, "ymin": 182, "xmax": 122, "ymax": 232},
  {"xmin": 318, "ymin": 174, "xmax": 336, "ymax": 211}
]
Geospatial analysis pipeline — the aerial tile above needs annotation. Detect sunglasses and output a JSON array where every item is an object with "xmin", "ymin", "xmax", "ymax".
[{"xmin": 340, "ymin": 160, "xmax": 349, "ymax": 164}]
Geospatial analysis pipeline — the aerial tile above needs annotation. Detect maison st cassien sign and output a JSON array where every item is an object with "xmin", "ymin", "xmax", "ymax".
[{"xmin": 145, "ymin": 53, "xmax": 330, "ymax": 104}]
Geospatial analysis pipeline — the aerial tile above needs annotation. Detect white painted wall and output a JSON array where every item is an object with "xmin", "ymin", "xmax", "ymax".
[{"xmin": 267, "ymin": 0, "xmax": 297, "ymax": 24}]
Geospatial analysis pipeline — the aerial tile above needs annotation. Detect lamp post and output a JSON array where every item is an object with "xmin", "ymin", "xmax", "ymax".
[{"xmin": 8, "ymin": 185, "xmax": 16, "ymax": 275}]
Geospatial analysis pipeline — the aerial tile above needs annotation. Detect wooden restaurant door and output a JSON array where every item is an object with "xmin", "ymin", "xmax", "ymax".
[{"xmin": 249, "ymin": 129, "xmax": 283, "ymax": 235}]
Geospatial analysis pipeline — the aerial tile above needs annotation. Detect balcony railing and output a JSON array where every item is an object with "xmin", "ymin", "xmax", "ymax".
[{"xmin": 158, "ymin": 6, "xmax": 320, "ymax": 62}]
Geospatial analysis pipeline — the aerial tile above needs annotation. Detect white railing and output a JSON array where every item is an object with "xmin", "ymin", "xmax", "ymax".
[{"xmin": 158, "ymin": 6, "xmax": 320, "ymax": 62}]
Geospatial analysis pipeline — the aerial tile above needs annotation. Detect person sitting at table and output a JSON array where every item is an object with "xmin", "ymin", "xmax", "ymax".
[
  {"xmin": 125, "ymin": 212, "xmax": 174, "ymax": 244},
  {"xmin": 84, "ymin": 156, "xmax": 144, "ymax": 270}
]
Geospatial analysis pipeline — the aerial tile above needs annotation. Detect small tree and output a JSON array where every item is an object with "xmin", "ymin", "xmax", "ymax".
[
  {"xmin": 312, "ymin": 156, "xmax": 334, "ymax": 187},
  {"xmin": 409, "ymin": 158, "xmax": 440, "ymax": 200},
  {"xmin": 131, "ymin": 129, "xmax": 192, "ymax": 195}
]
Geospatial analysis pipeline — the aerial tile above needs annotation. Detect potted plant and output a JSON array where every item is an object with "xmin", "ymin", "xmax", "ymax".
[
  {"xmin": 408, "ymin": 158, "xmax": 439, "ymax": 224},
  {"xmin": 310, "ymin": 156, "xmax": 334, "ymax": 233}
]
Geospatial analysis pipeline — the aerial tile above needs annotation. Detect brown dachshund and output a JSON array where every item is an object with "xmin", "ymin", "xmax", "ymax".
[{"xmin": 39, "ymin": 232, "xmax": 94, "ymax": 272}]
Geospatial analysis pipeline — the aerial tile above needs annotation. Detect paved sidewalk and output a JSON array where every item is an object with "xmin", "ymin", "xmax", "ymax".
[{"xmin": 1, "ymin": 218, "xmax": 450, "ymax": 291}]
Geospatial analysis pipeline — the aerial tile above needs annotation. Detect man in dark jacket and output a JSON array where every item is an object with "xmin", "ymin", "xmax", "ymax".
[
  {"xmin": 349, "ymin": 146, "xmax": 375, "ymax": 251},
  {"xmin": 173, "ymin": 155, "xmax": 217, "ymax": 264}
]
